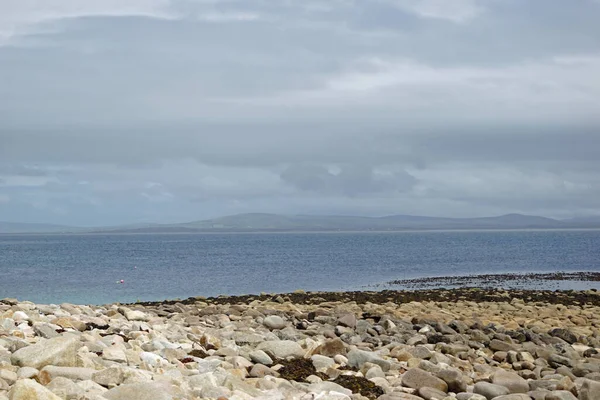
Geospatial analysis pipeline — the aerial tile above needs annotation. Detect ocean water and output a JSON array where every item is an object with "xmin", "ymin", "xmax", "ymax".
[{"xmin": 0, "ymin": 230, "xmax": 599, "ymax": 305}]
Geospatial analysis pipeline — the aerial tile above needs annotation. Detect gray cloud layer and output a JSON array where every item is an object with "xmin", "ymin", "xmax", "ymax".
[{"xmin": 1, "ymin": 0, "xmax": 599, "ymax": 225}]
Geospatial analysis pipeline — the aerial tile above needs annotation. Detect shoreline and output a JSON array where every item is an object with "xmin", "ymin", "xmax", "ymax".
[{"xmin": 2, "ymin": 288, "xmax": 599, "ymax": 399}]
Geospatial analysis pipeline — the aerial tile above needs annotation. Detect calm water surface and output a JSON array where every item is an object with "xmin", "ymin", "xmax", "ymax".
[{"xmin": 1, "ymin": 230, "xmax": 599, "ymax": 304}]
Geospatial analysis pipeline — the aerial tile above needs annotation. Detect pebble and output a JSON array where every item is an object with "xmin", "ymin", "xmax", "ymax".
[{"xmin": 0, "ymin": 289, "xmax": 598, "ymax": 400}]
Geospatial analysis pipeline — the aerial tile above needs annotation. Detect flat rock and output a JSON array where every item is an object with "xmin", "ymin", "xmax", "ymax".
[
  {"xmin": 474, "ymin": 381, "xmax": 511, "ymax": 400},
  {"xmin": 249, "ymin": 350, "xmax": 273, "ymax": 365},
  {"xmin": 11, "ymin": 335, "xmax": 81, "ymax": 369},
  {"xmin": 490, "ymin": 395, "xmax": 533, "ymax": 400},
  {"xmin": 103, "ymin": 382, "xmax": 173, "ymax": 400},
  {"xmin": 92, "ymin": 366, "xmax": 125, "ymax": 388},
  {"xmin": 338, "ymin": 314, "xmax": 357, "ymax": 328},
  {"xmin": 315, "ymin": 338, "xmax": 347, "ymax": 357},
  {"xmin": 46, "ymin": 376, "xmax": 85, "ymax": 400},
  {"xmin": 545, "ymin": 391, "xmax": 578, "ymax": 400},
  {"xmin": 492, "ymin": 369, "xmax": 529, "ymax": 393},
  {"xmin": 401, "ymin": 368, "xmax": 448, "ymax": 392},
  {"xmin": 38, "ymin": 366, "xmax": 96, "ymax": 385},
  {"xmin": 548, "ymin": 328, "xmax": 578, "ymax": 344},
  {"xmin": 347, "ymin": 349, "xmax": 390, "ymax": 371},
  {"xmin": 263, "ymin": 315, "xmax": 286, "ymax": 330},
  {"xmin": 8, "ymin": 379, "xmax": 63, "ymax": 400},
  {"xmin": 418, "ymin": 386, "xmax": 449, "ymax": 400},
  {"xmin": 256, "ymin": 340, "xmax": 304, "ymax": 359},
  {"xmin": 579, "ymin": 378, "xmax": 600, "ymax": 400}
]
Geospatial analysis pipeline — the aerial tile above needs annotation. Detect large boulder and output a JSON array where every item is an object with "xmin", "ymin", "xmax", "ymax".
[
  {"xmin": 11, "ymin": 335, "xmax": 81, "ymax": 369},
  {"xmin": 8, "ymin": 379, "xmax": 63, "ymax": 400}
]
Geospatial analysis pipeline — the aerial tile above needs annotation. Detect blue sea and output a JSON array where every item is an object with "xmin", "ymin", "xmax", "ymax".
[{"xmin": 1, "ymin": 230, "xmax": 599, "ymax": 305}]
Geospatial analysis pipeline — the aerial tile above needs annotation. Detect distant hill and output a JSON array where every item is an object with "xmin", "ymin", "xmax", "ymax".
[
  {"xmin": 0, "ymin": 222, "xmax": 82, "ymax": 234},
  {"xmin": 3, "ymin": 213, "xmax": 600, "ymax": 234}
]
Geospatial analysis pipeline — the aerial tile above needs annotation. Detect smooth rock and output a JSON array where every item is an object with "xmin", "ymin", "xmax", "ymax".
[
  {"xmin": 492, "ymin": 369, "xmax": 529, "ymax": 393},
  {"xmin": 46, "ymin": 376, "xmax": 85, "ymax": 400},
  {"xmin": 347, "ymin": 349, "xmax": 390, "ymax": 371},
  {"xmin": 545, "ymin": 391, "xmax": 578, "ymax": 400},
  {"xmin": 249, "ymin": 350, "xmax": 273, "ymax": 366},
  {"xmin": 8, "ymin": 379, "xmax": 62, "ymax": 400},
  {"xmin": 401, "ymin": 368, "xmax": 448, "ymax": 392},
  {"xmin": 38, "ymin": 366, "xmax": 95, "ymax": 385},
  {"xmin": 11, "ymin": 335, "xmax": 81, "ymax": 369},
  {"xmin": 473, "ymin": 382, "xmax": 511, "ymax": 400},
  {"xmin": 489, "ymin": 395, "xmax": 533, "ymax": 400},
  {"xmin": 92, "ymin": 366, "xmax": 125, "ymax": 388},
  {"xmin": 579, "ymin": 378, "xmax": 600, "ymax": 400},
  {"xmin": 338, "ymin": 314, "xmax": 357, "ymax": 329},
  {"xmin": 103, "ymin": 382, "xmax": 173, "ymax": 400},
  {"xmin": 263, "ymin": 315, "xmax": 286, "ymax": 330},
  {"xmin": 456, "ymin": 394, "xmax": 487, "ymax": 400},
  {"xmin": 256, "ymin": 340, "xmax": 304, "ymax": 359},
  {"xmin": 315, "ymin": 338, "xmax": 347, "ymax": 357},
  {"xmin": 418, "ymin": 386, "xmax": 449, "ymax": 400}
]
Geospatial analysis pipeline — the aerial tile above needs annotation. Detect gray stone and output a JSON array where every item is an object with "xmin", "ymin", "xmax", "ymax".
[
  {"xmin": 11, "ymin": 335, "xmax": 81, "ymax": 369},
  {"xmin": 548, "ymin": 329, "xmax": 578, "ymax": 344},
  {"xmin": 256, "ymin": 340, "xmax": 304, "ymax": 359},
  {"xmin": 456, "ymin": 394, "xmax": 487, "ymax": 400},
  {"xmin": 119, "ymin": 308, "xmax": 150, "ymax": 322},
  {"xmin": 307, "ymin": 381, "xmax": 352, "ymax": 396},
  {"xmin": 17, "ymin": 367, "xmax": 39, "ymax": 379},
  {"xmin": 33, "ymin": 323, "xmax": 60, "ymax": 339},
  {"xmin": 263, "ymin": 315, "xmax": 286, "ymax": 330},
  {"xmin": 232, "ymin": 332, "xmax": 264, "ymax": 345},
  {"xmin": 249, "ymin": 350, "xmax": 273, "ymax": 365},
  {"xmin": 579, "ymin": 378, "xmax": 600, "ymax": 400},
  {"xmin": 249, "ymin": 364, "xmax": 278, "ymax": 378},
  {"xmin": 46, "ymin": 377, "xmax": 85, "ymax": 400},
  {"xmin": 347, "ymin": 349, "xmax": 390, "ymax": 371},
  {"xmin": 418, "ymin": 386, "xmax": 448, "ymax": 400},
  {"xmin": 365, "ymin": 365, "xmax": 385, "ymax": 379},
  {"xmin": 103, "ymin": 382, "xmax": 173, "ymax": 400},
  {"xmin": 377, "ymin": 394, "xmax": 424, "ymax": 400},
  {"xmin": 489, "ymin": 395, "xmax": 533, "ymax": 400},
  {"xmin": 312, "ymin": 355, "xmax": 336, "ymax": 372},
  {"xmin": 338, "ymin": 314, "xmax": 357, "ymax": 329},
  {"xmin": 545, "ymin": 391, "xmax": 578, "ymax": 400},
  {"xmin": 8, "ymin": 379, "xmax": 62, "ymax": 400},
  {"xmin": 401, "ymin": 368, "xmax": 448, "ymax": 392},
  {"xmin": 92, "ymin": 366, "xmax": 125, "ymax": 388},
  {"xmin": 437, "ymin": 368, "xmax": 467, "ymax": 393},
  {"xmin": 0, "ymin": 370, "xmax": 17, "ymax": 386},
  {"xmin": 490, "ymin": 339, "xmax": 517, "ymax": 352},
  {"xmin": 473, "ymin": 382, "xmax": 511, "ymax": 400},
  {"xmin": 492, "ymin": 369, "xmax": 529, "ymax": 393}
]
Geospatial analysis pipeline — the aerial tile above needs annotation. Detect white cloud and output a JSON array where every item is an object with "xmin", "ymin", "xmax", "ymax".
[
  {"xmin": 385, "ymin": 0, "xmax": 484, "ymax": 23},
  {"xmin": 217, "ymin": 54, "xmax": 600, "ymax": 123},
  {"xmin": 0, "ymin": 0, "xmax": 175, "ymax": 45},
  {"xmin": 198, "ymin": 11, "xmax": 260, "ymax": 22}
]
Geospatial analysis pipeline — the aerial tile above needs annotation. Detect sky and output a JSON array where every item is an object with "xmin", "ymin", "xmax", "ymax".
[{"xmin": 1, "ymin": 0, "xmax": 599, "ymax": 226}]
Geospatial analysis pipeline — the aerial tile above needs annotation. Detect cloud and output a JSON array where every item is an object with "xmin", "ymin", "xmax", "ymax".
[
  {"xmin": 385, "ymin": 0, "xmax": 484, "ymax": 23},
  {"xmin": 0, "ymin": 0, "xmax": 599, "ymax": 224},
  {"xmin": 0, "ymin": 0, "xmax": 175, "ymax": 45}
]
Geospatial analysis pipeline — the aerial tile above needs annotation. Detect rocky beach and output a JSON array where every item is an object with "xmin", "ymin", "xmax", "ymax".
[{"xmin": 1, "ymin": 288, "xmax": 599, "ymax": 400}]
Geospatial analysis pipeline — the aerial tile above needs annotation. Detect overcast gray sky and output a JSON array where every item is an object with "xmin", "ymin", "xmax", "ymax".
[{"xmin": 1, "ymin": 0, "xmax": 599, "ymax": 226}]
